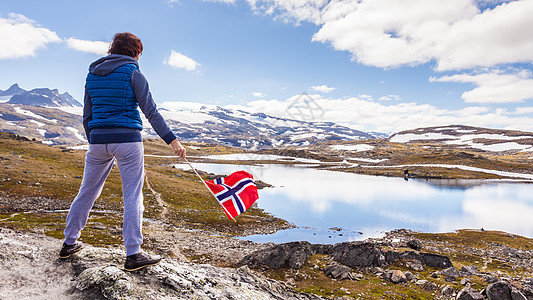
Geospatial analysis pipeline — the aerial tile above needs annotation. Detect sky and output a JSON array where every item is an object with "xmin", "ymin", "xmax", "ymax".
[{"xmin": 1, "ymin": 0, "xmax": 533, "ymax": 134}]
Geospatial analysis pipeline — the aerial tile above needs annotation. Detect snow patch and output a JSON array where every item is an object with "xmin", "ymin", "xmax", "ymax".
[
  {"xmin": 14, "ymin": 107, "xmax": 57, "ymax": 123},
  {"xmin": 331, "ymin": 144, "xmax": 374, "ymax": 152},
  {"xmin": 54, "ymin": 106, "xmax": 83, "ymax": 116},
  {"xmin": 348, "ymin": 158, "xmax": 388, "ymax": 163},
  {"xmin": 30, "ymin": 120, "xmax": 45, "ymax": 127},
  {"xmin": 66, "ymin": 127, "xmax": 86, "ymax": 141},
  {"xmin": 68, "ymin": 145, "xmax": 89, "ymax": 150}
]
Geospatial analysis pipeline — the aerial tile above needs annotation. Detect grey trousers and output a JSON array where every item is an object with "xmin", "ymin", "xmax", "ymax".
[{"xmin": 63, "ymin": 142, "xmax": 145, "ymax": 256}]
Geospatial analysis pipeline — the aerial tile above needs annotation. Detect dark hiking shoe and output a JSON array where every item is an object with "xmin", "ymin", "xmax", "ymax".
[
  {"xmin": 124, "ymin": 252, "xmax": 161, "ymax": 271},
  {"xmin": 59, "ymin": 242, "xmax": 83, "ymax": 259}
]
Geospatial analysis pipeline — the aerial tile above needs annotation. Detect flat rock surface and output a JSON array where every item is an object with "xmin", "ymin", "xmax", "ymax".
[{"xmin": 0, "ymin": 228, "xmax": 322, "ymax": 300}]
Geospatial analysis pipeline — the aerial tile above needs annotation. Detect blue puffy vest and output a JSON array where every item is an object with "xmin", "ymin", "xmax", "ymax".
[{"xmin": 86, "ymin": 64, "xmax": 142, "ymax": 131}]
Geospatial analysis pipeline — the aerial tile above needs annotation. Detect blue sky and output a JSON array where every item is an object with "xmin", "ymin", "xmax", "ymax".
[{"xmin": 1, "ymin": 0, "xmax": 533, "ymax": 133}]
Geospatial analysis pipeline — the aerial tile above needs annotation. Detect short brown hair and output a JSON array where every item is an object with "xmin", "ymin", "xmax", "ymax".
[{"xmin": 108, "ymin": 32, "xmax": 143, "ymax": 57}]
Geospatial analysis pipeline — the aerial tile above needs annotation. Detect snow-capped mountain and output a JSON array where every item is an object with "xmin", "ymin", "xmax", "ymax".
[
  {"xmin": 389, "ymin": 125, "xmax": 533, "ymax": 153},
  {"xmin": 0, "ymin": 93, "xmax": 377, "ymax": 147},
  {"xmin": 9, "ymin": 88, "xmax": 81, "ymax": 107},
  {"xmin": 146, "ymin": 104, "xmax": 375, "ymax": 149},
  {"xmin": 0, "ymin": 83, "xmax": 25, "ymax": 97},
  {"xmin": 0, "ymin": 83, "xmax": 81, "ymax": 107}
]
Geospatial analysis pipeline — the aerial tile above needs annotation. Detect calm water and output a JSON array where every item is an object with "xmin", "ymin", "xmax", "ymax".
[{"xmin": 177, "ymin": 160, "xmax": 533, "ymax": 244}]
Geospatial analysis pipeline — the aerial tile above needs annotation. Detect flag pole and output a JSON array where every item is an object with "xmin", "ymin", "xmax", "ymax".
[{"xmin": 183, "ymin": 157, "xmax": 237, "ymax": 223}]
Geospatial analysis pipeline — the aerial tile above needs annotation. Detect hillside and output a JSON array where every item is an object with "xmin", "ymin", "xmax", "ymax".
[
  {"xmin": 0, "ymin": 131, "xmax": 288, "ymax": 237},
  {"xmin": 254, "ymin": 125, "xmax": 533, "ymax": 180}
]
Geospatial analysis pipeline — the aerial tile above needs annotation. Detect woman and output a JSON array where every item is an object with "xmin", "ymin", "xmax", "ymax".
[{"xmin": 60, "ymin": 32, "xmax": 186, "ymax": 272}]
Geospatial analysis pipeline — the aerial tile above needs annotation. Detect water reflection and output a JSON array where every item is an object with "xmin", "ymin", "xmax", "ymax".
[{"xmin": 176, "ymin": 162, "xmax": 533, "ymax": 244}]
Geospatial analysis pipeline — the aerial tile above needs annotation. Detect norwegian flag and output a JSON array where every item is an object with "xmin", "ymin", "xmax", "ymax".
[{"xmin": 205, "ymin": 171, "xmax": 259, "ymax": 220}]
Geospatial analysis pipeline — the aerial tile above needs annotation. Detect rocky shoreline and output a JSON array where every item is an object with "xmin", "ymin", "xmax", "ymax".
[{"xmin": 2, "ymin": 224, "xmax": 533, "ymax": 299}]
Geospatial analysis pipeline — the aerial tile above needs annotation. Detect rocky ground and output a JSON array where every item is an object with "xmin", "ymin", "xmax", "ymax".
[
  {"xmin": 2, "ymin": 221, "xmax": 533, "ymax": 299},
  {"xmin": 0, "ymin": 228, "xmax": 319, "ymax": 300}
]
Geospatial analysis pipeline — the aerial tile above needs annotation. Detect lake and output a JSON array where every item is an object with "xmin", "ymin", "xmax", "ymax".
[{"xmin": 176, "ymin": 157, "xmax": 533, "ymax": 244}]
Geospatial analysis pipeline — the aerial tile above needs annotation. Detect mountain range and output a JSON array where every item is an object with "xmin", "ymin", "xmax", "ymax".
[
  {"xmin": 0, "ymin": 83, "xmax": 81, "ymax": 107},
  {"xmin": 0, "ymin": 84, "xmax": 377, "ymax": 147},
  {"xmin": 2, "ymin": 84, "xmax": 532, "ymax": 153}
]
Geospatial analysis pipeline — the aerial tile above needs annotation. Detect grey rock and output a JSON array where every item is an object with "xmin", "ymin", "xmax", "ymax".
[
  {"xmin": 75, "ymin": 265, "xmax": 134, "ymax": 300},
  {"xmin": 457, "ymin": 287, "xmax": 485, "ymax": 300},
  {"xmin": 511, "ymin": 286, "xmax": 527, "ymax": 300},
  {"xmin": 407, "ymin": 239, "xmax": 422, "ymax": 251},
  {"xmin": 404, "ymin": 271, "xmax": 416, "ymax": 282},
  {"xmin": 391, "ymin": 250, "xmax": 452, "ymax": 269},
  {"xmin": 440, "ymin": 266, "xmax": 461, "ymax": 277},
  {"xmin": 415, "ymin": 279, "xmax": 428, "ymax": 286},
  {"xmin": 332, "ymin": 242, "xmax": 385, "ymax": 268},
  {"xmin": 383, "ymin": 270, "xmax": 407, "ymax": 284},
  {"xmin": 419, "ymin": 252, "xmax": 453, "ymax": 269},
  {"xmin": 405, "ymin": 259, "xmax": 425, "ymax": 271},
  {"xmin": 462, "ymin": 265, "xmax": 481, "ymax": 276},
  {"xmin": 486, "ymin": 281, "xmax": 512, "ymax": 300},
  {"xmin": 323, "ymin": 261, "xmax": 353, "ymax": 280},
  {"xmin": 238, "ymin": 241, "xmax": 332, "ymax": 269},
  {"xmin": 445, "ymin": 275, "xmax": 456, "ymax": 282},
  {"xmin": 441, "ymin": 285, "xmax": 455, "ymax": 296},
  {"xmin": 519, "ymin": 285, "xmax": 533, "ymax": 299},
  {"xmin": 482, "ymin": 274, "xmax": 500, "ymax": 284}
]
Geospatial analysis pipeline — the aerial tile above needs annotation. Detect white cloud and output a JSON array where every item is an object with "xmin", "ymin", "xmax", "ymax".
[
  {"xmin": 164, "ymin": 50, "xmax": 201, "ymax": 71},
  {"xmin": 378, "ymin": 95, "xmax": 402, "ymax": 101},
  {"xmin": 249, "ymin": 0, "xmax": 533, "ymax": 71},
  {"xmin": 311, "ymin": 84, "xmax": 336, "ymax": 93},
  {"xmin": 0, "ymin": 13, "xmax": 60, "ymax": 59},
  {"xmin": 247, "ymin": 0, "xmax": 328, "ymax": 24},
  {"xmin": 65, "ymin": 38, "xmax": 109, "ymax": 56},
  {"xmin": 512, "ymin": 107, "xmax": 533, "ymax": 115},
  {"xmin": 234, "ymin": 93, "xmax": 533, "ymax": 133},
  {"xmin": 252, "ymin": 92, "xmax": 266, "ymax": 97},
  {"xmin": 202, "ymin": 0, "xmax": 236, "ymax": 3},
  {"xmin": 430, "ymin": 69, "xmax": 533, "ymax": 103}
]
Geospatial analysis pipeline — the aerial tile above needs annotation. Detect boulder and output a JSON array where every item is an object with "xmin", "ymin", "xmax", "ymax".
[
  {"xmin": 511, "ymin": 286, "xmax": 527, "ymax": 300},
  {"xmin": 461, "ymin": 265, "xmax": 481, "ymax": 276},
  {"xmin": 323, "ymin": 261, "xmax": 353, "ymax": 280},
  {"xmin": 238, "ymin": 241, "xmax": 332, "ymax": 269},
  {"xmin": 75, "ymin": 265, "xmax": 134, "ymax": 300},
  {"xmin": 440, "ymin": 267, "xmax": 461, "ymax": 278},
  {"xmin": 407, "ymin": 239, "xmax": 422, "ymax": 251},
  {"xmin": 389, "ymin": 250, "xmax": 453, "ymax": 269},
  {"xmin": 485, "ymin": 281, "xmax": 512, "ymax": 300},
  {"xmin": 383, "ymin": 270, "xmax": 407, "ymax": 284},
  {"xmin": 441, "ymin": 285, "xmax": 455, "ymax": 297},
  {"xmin": 419, "ymin": 252, "xmax": 453, "ymax": 269},
  {"xmin": 404, "ymin": 271, "xmax": 416, "ymax": 282},
  {"xmin": 405, "ymin": 259, "xmax": 425, "ymax": 271},
  {"xmin": 457, "ymin": 287, "xmax": 485, "ymax": 300},
  {"xmin": 332, "ymin": 242, "xmax": 385, "ymax": 268}
]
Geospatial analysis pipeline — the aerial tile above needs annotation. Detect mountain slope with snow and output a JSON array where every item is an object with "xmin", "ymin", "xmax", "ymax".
[
  {"xmin": 389, "ymin": 125, "xmax": 533, "ymax": 153},
  {"xmin": 0, "ymin": 99, "xmax": 377, "ymax": 147}
]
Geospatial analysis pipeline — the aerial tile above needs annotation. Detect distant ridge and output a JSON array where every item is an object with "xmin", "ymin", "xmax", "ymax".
[
  {"xmin": 0, "ymin": 83, "xmax": 25, "ymax": 97},
  {"xmin": 389, "ymin": 125, "xmax": 533, "ymax": 152},
  {"xmin": 8, "ymin": 87, "xmax": 81, "ymax": 107}
]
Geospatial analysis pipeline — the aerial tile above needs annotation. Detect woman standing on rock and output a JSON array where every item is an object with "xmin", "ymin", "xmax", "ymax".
[{"xmin": 60, "ymin": 32, "xmax": 186, "ymax": 271}]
